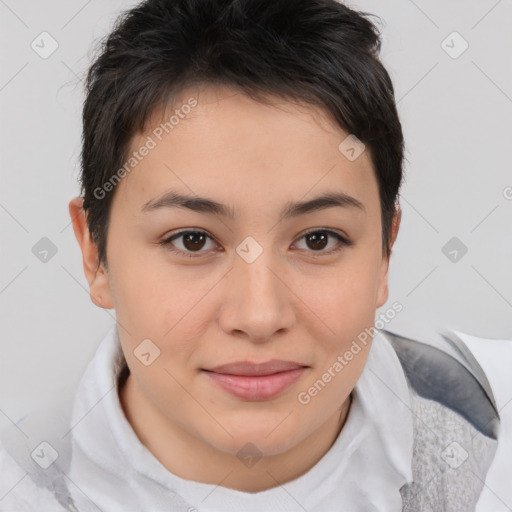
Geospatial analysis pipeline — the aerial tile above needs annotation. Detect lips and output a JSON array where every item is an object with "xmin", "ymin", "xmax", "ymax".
[
  {"xmin": 202, "ymin": 359, "xmax": 309, "ymax": 400},
  {"xmin": 206, "ymin": 359, "xmax": 307, "ymax": 376}
]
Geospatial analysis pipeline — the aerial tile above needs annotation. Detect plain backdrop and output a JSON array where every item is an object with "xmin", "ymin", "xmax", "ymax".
[{"xmin": 0, "ymin": 0, "xmax": 511, "ymax": 497}]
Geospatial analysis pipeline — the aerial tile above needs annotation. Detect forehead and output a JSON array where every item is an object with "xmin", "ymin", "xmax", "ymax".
[{"xmin": 113, "ymin": 84, "xmax": 379, "ymax": 220}]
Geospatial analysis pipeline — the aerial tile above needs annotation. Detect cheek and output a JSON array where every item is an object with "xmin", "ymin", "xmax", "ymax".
[
  {"xmin": 296, "ymin": 338, "xmax": 371, "ymax": 423},
  {"xmin": 107, "ymin": 243, "xmax": 183, "ymax": 327},
  {"xmin": 109, "ymin": 256, "xmax": 215, "ymax": 370},
  {"xmin": 302, "ymin": 254, "xmax": 382, "ymax": 341},
  {"xmin": 300, "ymin": 272, "xmax": 376, "ymax": 409}
]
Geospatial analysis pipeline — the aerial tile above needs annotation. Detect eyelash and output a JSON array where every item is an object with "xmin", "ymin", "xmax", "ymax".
[{"xmin": 159, "ymin": 228, "xmax": 353, "ymax": 259}]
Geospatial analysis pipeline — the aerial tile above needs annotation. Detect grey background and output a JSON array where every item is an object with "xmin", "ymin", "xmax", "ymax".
[{"xmin": 1, "ymin": 0, "xmax": 511, "ymax": 465}]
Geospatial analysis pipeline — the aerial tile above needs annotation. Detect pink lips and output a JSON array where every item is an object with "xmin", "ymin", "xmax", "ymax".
[{"xmin": 202, "ymin": 360, "xmax": 308, "ymax": 401}]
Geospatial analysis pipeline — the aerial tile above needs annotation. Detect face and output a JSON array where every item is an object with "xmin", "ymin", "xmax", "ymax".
[{"xmin": 74, "ymin": 84, "xmax": 398, "ymax": 459}]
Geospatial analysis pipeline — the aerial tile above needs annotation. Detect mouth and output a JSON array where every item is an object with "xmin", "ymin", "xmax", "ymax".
[{"xmin": 202, "ymin": 359, "xmax": 309, "ymax": 401}]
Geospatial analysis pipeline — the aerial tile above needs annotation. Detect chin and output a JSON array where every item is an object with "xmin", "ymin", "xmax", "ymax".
[{"xmin": 203, "ymin": 425, "xmax": 302, "ymax": 459}]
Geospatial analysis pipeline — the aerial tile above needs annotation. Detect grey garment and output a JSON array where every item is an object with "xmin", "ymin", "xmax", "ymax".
[
  {"xmin": 383, "ymin": 329, "xmax": 500, "ymax": 512},
  {"xmin": 0, "ymin": 330, "xmax": 501, "ymax": 512},
  {"xmin": 399, "ymin": 387, "xmax": 498, "ymax": 512}
]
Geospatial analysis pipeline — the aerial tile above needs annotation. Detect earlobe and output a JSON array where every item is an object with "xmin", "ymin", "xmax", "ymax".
[
  {"xmin": 68, "ymin": 197, "xmax": 114, "ymax": 310},
  {"xmin": 375, "ymin": 205, "xmax": 401, "ymax": 309},
  {"xmin": 376, "ymin": 281, "xmax": 389, "ymax": 310},
  {"xmin": 390, "ymin": 204, "xmax": 402, "ymax": 248}
]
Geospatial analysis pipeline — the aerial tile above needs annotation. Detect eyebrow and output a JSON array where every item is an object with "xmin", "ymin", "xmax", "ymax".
[{"xmin": 141, "ymin": 190, "xmax": 365, "ymax": 219}]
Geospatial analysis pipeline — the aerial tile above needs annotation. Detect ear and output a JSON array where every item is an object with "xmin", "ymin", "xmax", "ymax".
[
  {"xmin": 68, "ymin": 197, "xmax": 114, "ymax": 310},
  {"xmin": 375, "ymin": 205, "xmax": 401, "ymax": 309}
]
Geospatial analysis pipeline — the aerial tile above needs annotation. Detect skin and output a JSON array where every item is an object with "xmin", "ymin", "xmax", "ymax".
[{"xmin": 69, "ymin": 84, "xmax": 401, "ymax": 493}]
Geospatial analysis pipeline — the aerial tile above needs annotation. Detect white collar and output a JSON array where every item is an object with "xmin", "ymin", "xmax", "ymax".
[{"xmin": 68, "ymin": 325, "xmax": 414, "ymax": 511}]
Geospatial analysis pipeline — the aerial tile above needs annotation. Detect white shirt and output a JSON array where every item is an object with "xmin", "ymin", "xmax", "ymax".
[
  {"xmin": 62, "ymin": 325, "xmax": 414, "ymax": 512},
  {"xmin": 2, "ymin": 326, "xmax": 511, "ymax": 511}
]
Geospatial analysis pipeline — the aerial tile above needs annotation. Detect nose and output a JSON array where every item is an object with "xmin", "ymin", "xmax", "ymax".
[{"xmin": 218, "ymin": 249, "xmax": 296, "ymax": 343}]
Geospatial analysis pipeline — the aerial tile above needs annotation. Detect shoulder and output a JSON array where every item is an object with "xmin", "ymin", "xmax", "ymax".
[
  {"xmin": 0, "ymin": 402, "xmax": 75, "ymax": 512},
  {"xmin": 381, "ymin": 328, "xmax": 500, "ymax": 440},
  {"xmin": 381, "ymin": 329, "xmax": 508, "ymax": 510},
  {"xmin": 0, "ymin": 442, "xmax": 67, "ymax": 512}
]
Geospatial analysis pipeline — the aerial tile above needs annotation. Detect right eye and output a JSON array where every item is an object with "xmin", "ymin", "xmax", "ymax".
[{"xmin": 159, "ymin": 229, "xmax": 220, "ymax": 258}]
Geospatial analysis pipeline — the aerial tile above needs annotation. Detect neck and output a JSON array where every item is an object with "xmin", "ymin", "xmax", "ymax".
[{"xmin": 119, "ymin": 372, "xmax": 352, "ymax": 492}]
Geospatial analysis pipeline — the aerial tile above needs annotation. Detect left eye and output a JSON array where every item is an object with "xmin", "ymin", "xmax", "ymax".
[
  {"xmin": 159, "ymin": 229, "xmax": 352, "ymax": 258},
  {"xmin": 294, "ymin": 229, "xmax": 352, "ymax": 255}
]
